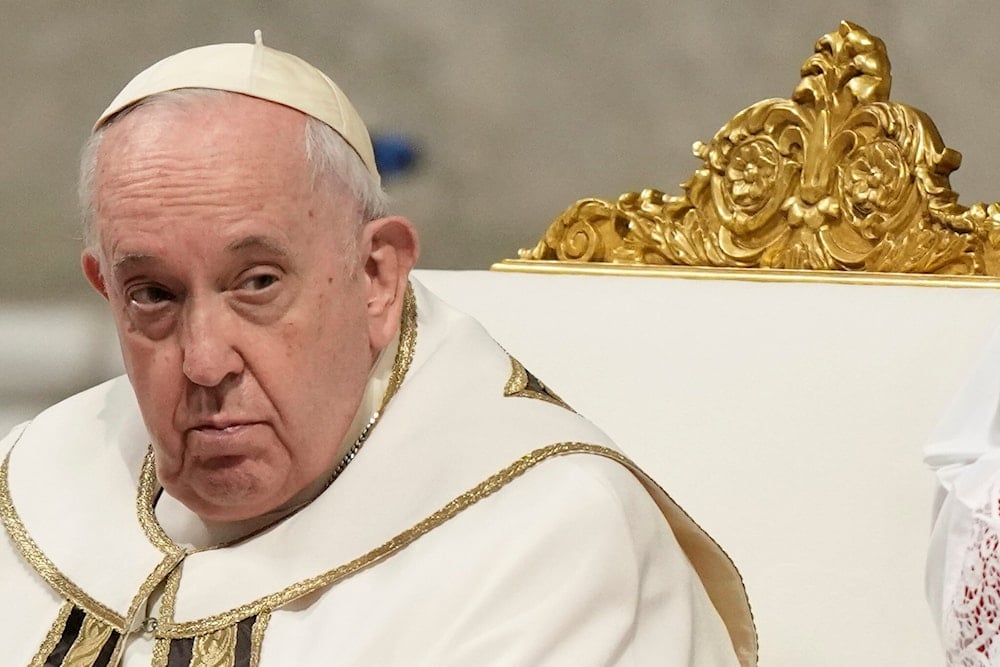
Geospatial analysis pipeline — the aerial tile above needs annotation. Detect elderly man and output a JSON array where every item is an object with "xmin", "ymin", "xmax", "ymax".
[{"xmin": 0, "ymin": 35, "xmax": 754, "ymax": 666}]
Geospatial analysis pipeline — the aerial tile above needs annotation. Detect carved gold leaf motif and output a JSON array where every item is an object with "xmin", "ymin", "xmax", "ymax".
[{"xmin": 515, "ymin": 21, "xmax": 1000, "ymax": 276}]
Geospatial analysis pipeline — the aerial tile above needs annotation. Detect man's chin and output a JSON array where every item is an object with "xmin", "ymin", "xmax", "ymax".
[{"xmin": 177, "ymin": 465, "xmax": 288, "ymax": 523}]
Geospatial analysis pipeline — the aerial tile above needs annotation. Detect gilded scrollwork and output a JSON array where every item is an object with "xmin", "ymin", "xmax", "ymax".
[{"xmin": 517, "ymin": 21, "xmax": 1000, "ymax": 276}]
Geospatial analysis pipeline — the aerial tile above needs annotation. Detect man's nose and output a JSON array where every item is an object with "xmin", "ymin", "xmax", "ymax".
[{"xmin": 180, "ymin": 300, "xmax": 245, "ymax": 387}]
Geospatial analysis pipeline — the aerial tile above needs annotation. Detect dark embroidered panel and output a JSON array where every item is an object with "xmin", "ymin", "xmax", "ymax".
[
  {"xmin": 165, "ymin": 614, "xmax": 259, "ymax": 667},
  {"xmin": 41, "ymin": 606, "xmax": 120, "ymax": 667},
  {"xmin": 45, "ymin": 607, "xmax": 84, "ymax": 666},
  {"xmin": 234, "ymin": 615, "xmax": 256, "ymax": 665},
  {"xmin": 166, "ymin": 635, "xmax": 193, "ymax": 667}
]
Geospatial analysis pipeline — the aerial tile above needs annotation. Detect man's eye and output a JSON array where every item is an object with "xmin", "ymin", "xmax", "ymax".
[
  {"xmin": 240, "ymin": 274, "xmax": 279, "ymax": 291},
  {"xmin": 128, "ymin": 286, "xmax": 174, "ymax": 306}
]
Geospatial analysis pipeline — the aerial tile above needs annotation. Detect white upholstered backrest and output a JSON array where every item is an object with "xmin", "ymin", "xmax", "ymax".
[{"xmin": 414, "ymin": 268, "xmax": 1000, "ymax": 666}]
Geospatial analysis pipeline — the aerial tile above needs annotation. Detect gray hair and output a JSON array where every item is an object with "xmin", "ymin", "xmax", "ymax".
[{"xmin": 78, "ymin": 88, "xmax": 388, "ymax": 249}]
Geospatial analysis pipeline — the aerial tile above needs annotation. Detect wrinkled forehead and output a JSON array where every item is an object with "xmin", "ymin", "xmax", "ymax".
[{"xmin": 93, "ymin": 95, "xmax": 320, "ymax": 226}]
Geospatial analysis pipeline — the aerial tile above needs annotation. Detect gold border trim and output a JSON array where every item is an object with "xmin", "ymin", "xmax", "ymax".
[
  {"xmin": 504, "ymin": 355, "xmax": 528, "ymax": 395},
  {"xmin": 136, "ymin": 450, "xmax": 182, "ymax": 557},
  {"xmin": 492, "ymin": 258, "xmax": 1000, "ymax": 289},
  {"xmin": 380, "ymin": 283, "xmax": 418, "ymax": 413},
  {"xmin": 504, "ymin": 356, "xmax": 572, "ymax": 411},
  {"xmin": 0, "ymin": 453, "xmax": 126, "ymax": 631},
  {"xmin": 156, "ymin": 443, "xmax": 641, "ymax": 638},
  {"xmin": 0, "ymin": 449, "xmax": 186, "ymax": 642},
  {"xmin": 151, "ymin": 632, "xmax": 170, "ymax": 667},
  {"xmin": 28, "ymin": 601, "xmax": 73, "ymax": 667},
  {"xmin": 249, "ymin": 610, "xmax": 270, "ymax": 667},
  {"xmin": 151, "ymin": 564, "xmax": 183, "ymax": 667}
]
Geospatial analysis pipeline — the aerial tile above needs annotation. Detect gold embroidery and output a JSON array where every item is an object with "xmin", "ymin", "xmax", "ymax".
[
  {"xmin": 136, "ymin": 450, "xmax": 182, "ymax": 556},
  {"xmin": 156, "ymin": 443, "xmax": 650, "ymax": 638},
  {"xmin": 28, "ymin": 601, "xmax": 73, "ymax": 667},
  {"xmin": 0, "ymin": 453, "xmax": 125, "ymax": 631},
  {"xmin": 190, "ymin": 625, "xmax": 237, "ymax": 667},
  {"xmin": 248, "ymin": 611, "xmax": 269, "ymax": 667},
  {"xmin": 504, "ymin": 356, "xmax": 573, "ymax": 411},
  {"xmin": 3, "ymin": 445, "xmax": 183, "ymax": 664},
  {"xmin": 62, "ymin": 613, "xmax": 115, "ymax": 665},
  {"xmin": 380, "ymin": 282, "xmax": 417, "ymax": 413},
  {"xmin": 121, "ymin": 550, "xmax": 185, "ymax": 641},
  {"xmin": 151, "ymin": 565, "xmax": 184, "ymax": 667},
  {"xmin": 151, "ymin": 634, "xmax": 170, "ymax": 667}
]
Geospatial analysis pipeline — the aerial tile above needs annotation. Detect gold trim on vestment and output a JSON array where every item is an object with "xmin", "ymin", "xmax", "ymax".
[
  {"xmin": 151, "ymin": 633, "xmax": 170, "ymax": 667},
  {"xmin": 380, "ymin": 283, "xmax": 417, "ymax": 413},
  {"xmin": 151, "ymin": 634, "xmax": 169, "ymax": 667},
  {"xmin": 248, "ymin": 611, "xmax": 269, "ymax": 667},
  {"xmin": 504, "ymin": 355, "xmax": 527, "ymax": 395},
  {"xmin": 0, "ymin": 453, "xmax": 126, "ymax": 631},
  {"xmin": 137, "ymin": 451, "xmax": 182, "ymax": 557},
  {"xmin": 151, "ymin": 565, "xmax": 184, "ymax": 667},
  {"xmin": 123, "ymin": 549, "xmax": 185, "ymax": 634},
  {"xmin": 504, "ymin": 356, "xmax": 573, "ymax": 411},
  {"xmin": 29, "ymin": 601, "xmax": 73, "ymax": 667},
  {"xmin": 154, "ymin": 442, "xmax": 688, "ymax": 638}
]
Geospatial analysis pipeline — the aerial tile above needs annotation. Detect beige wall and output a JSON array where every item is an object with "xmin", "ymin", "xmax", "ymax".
[{"xmin": 3, "ymin": 1, "xmax": 999, "ymax": 301}]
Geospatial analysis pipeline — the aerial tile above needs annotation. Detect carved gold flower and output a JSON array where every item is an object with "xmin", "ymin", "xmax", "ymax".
[
  {"xmin": 726, "ymin": 139, "xmax": 781, "ymax": 211},
  {"xmin": 842, "ymin": 141, "xmax": 906, "ymax": 214}
]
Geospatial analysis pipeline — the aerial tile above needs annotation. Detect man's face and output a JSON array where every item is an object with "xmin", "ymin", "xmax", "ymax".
[{"xmin": 85, "ymin": 94, "xmax": 375, "ymax": 522}]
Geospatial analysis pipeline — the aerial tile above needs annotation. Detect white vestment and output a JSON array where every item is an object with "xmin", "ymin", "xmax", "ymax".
[{"xmin": 0, "ymin": 280, "xmax": 755, "ymax": 666}]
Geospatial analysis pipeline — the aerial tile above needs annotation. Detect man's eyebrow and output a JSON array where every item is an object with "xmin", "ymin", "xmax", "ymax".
[
  {"xmin": 112, "ymin": 253, "xmax": 156, "ymax": 275},
  {"xmin": 227, "ymin": 235, "xmax": 289, "ymax": 256}
]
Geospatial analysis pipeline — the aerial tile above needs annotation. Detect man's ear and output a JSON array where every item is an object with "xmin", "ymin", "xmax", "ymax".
[
  {"xmin": 81, "ymin": 250, "xmax": 109, "ymax": 300},
  {"xmin": 362, "ymin": 216, "xmax": 420, "ymax": 351}
]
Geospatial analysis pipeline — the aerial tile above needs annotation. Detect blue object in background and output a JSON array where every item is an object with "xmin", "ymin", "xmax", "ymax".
[{"xmin": 372, "ymin": 133, "xmax": 420, "ymax": 179}]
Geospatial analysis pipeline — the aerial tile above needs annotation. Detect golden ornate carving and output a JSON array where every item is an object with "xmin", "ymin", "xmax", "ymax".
[{"xmin": 513, "ymin": 21, "xmax": 1000, "ymax": 277}]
